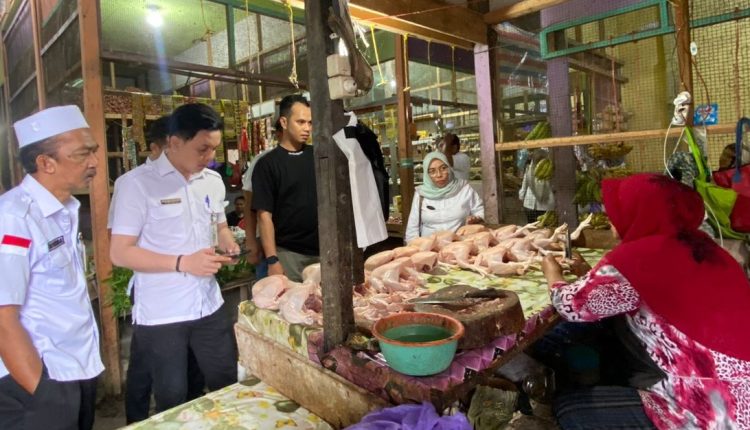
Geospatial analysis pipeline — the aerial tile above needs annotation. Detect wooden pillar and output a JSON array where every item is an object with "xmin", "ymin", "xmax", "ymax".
[
  {"xmin": 29, "ymin": 0, "xmax": 45, "ymax": 108},
  {"xmin": 474, "ymin": 44, "xmax": 501, "ymax": 224},
  {"xmin": 78, "ymin": 0, "xmax": 121, "ymax": 395},
  {"xmin": 395, "ymin": 35, "xmax": 414, "ymax": 228},
  {"xmin": 673, "ymin": 0, "xmax": 693, "ymax": 124},
  {"xmin": 305, "ymin": 0, "xmax": 358, "ymax": 351}
]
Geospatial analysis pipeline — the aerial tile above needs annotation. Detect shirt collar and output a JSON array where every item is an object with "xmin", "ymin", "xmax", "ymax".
[
  {"xmin": 20, "ymin": 175, "xmax": 80, "ymax": 218},
  {"xmin": 155, "ymin": 152, "xmax": 206, "ymax": 181}
]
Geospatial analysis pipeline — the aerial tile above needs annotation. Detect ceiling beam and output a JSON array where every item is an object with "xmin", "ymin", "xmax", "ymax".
[
  {"xmin": 484, "ymin": 0, "xmax": 572, "ymax": 24},
  {"xmin": 283, "ymin": 0, "xmax": 484, "ymax": 48}
]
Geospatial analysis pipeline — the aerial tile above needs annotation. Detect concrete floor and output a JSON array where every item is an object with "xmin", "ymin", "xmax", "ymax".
[{"xmin": 91, "ymin": 286, "xmax": 246, "ymax": 430}]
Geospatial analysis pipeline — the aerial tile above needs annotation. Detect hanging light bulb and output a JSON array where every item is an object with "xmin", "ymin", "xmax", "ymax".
[{"xmin": 146, "ymin": 5, "xmax": 163, "ymax": 28}]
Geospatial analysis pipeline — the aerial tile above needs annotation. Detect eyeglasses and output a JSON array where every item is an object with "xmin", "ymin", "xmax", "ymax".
[{"xmin": 427, "ymin": 165, "xmax": 450, "ymax": 176}]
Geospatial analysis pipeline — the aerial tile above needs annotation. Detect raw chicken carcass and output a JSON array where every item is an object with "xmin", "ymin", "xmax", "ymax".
[
  {"xmin": 252, "ymin": 275, "xmax": 290, "ymax": 310},
  {"xmin": 407, "ymin": 235, "xmax": 437, "ymax": 252},
  {"xmin": 432, "ymin": 230, "xmax": 456, "ymax": 249},
  {"xmin": 464, "ymin": 231, "xmax": 497, "ymax": 252},
  {"xmin": 392, "ymin": 246, "xmax": 420, "ymax": 259},
  {"xmin": 456, "ymin": 224, "xmax": 488, "ymax": 238},
  {"xmin": 438, "ymin": 241, "xmax": 476, "ymax": 265},
  {"xmin": 487, "ymin": 260, "xmax": 530, "ymax": 276},
  {"xmin": 278, "ymin": 283, "xmax": 321, "ymax": 326},
  {"xmin": 364, "ymin": 250, "xmax": 395, "ymax": 271},
  {"xmin": 473, "ymin": 245, "xmax": 510, "ymax": 269},
  {"xmin": 369, "ymin": 257, "xmax": 422, "ymax": 292},
  {"xmin": 302, "ymin": 263, "xmax": 321, "ymax": 285},
  {"xmin": 492, "ymin": 224, "xmax": 519, "ymax": 241},
  {"xmin": 410, "ymin": 251, "xmax": 439, "ymax": 272}
]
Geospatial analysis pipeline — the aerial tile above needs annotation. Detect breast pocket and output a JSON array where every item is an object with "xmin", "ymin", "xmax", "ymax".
[
  {"xmin": 44, "ymin": 247, "xmax": 76, "ymax": 293},
  {"xmin": 146, "ymin": 203, "xmax": 186, "ymax": 246}
]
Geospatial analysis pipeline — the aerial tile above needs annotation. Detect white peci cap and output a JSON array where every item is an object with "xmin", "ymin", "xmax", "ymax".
[{"xmin": 13, "ymin": 105, "xmax": 89, "ymax": 148}]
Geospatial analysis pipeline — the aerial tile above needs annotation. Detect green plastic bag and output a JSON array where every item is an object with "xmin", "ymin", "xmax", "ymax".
[{"xmin": 685, "ymin": 127, "xmax": 746, "ymax": 240}]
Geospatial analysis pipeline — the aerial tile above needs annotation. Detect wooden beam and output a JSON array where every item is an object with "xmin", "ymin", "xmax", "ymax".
[
  {"xmin": 0, "ymin": 30, "xmax": 21, "ymax": 187},
  {"xmin": 673, "ymin": 0, "xmax": 693, "ymax": 124},
  {"xmin": 484, "ymin": 0, "xmax": 572, "ymax": 24},
  {"xmin": 349, "ymin": 0, "xmax": 486, "ymax": 46},
  {"xmin": 78, "ymin": 0, "xmax": 121, "ymax": 396},
  {"xmin": 282, "ymin": 0, "xmax": 481, "ymax": 48},
  {"xmin": 395, "ymin": 34, "xmax": 414, "ymax": 231},
  {"xmin": 496, "ymin": 124, "xmax": 738, "ymax": 151},
  {"xmin": 306, "ymin": 0, "xmax": 358, "ymax": 351},
  {"xmin": 29, "ymin": 0, "xmax": 45, "ymax": 108}
]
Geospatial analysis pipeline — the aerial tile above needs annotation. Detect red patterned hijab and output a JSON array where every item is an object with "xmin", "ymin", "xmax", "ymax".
[{"xmin": 602, "ymin": 174, "xmax": 750, "ymax": 360}]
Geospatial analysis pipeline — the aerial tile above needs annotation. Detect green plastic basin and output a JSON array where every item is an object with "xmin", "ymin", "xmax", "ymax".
[{"xmin": 372, "ymin": 312, "xmax": 464, "ymax": 376}]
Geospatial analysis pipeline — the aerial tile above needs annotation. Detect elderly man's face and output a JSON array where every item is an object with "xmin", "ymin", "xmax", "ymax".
[{"xmin": 45, "ymin": 128, "xmax": 99, "ymax": 191}]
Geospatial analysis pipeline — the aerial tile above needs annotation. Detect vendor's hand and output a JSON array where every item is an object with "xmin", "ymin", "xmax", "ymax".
[
  {"xmin": 569, "ymin": 251, "xmax": 592, "ymax": 277},
  {"xmin": 541, "ymin": 255, "xmax": 565, "ymax": 286},
  {"xmin": 466, "ymin": 216, "xmax": 483, "ymax": 225},
  {"xmin": 182, "ymin": 248, "xmax": 232, "ymax": 276},
  {"xmin": 268, "ymin": 261, "xmax": 284, "ymax": 276},
  {"xmin": 244, "ymin": 236, "xmax": 261, "ymax": 265}
]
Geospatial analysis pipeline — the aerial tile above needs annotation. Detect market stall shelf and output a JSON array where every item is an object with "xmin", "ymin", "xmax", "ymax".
[
  {"xmin": 121, "ymin": 376, "xmax": 333, "ymax": 430},
  {"xmin": 236, "ymin": 248, "xmax": 605, "ymax": 420}
]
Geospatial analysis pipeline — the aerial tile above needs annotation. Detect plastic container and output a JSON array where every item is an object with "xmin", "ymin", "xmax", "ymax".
[{"xmin": 372, "ymin": 312, "xmax": 464, "ymax": 376}]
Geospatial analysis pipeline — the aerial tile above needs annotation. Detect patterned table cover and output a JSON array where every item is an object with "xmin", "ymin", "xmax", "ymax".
[
  {"xmin": 121, "ymin": 376, "xmax": 333, "ymax": 430},
  {"xmin": 237, "ymin": 248, "xmax": 605, "ymax": 405}
]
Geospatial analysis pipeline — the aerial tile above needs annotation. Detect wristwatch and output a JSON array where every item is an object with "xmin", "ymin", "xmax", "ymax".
[{"xmin": 266, "ymin": 255, "xmax": 279, "ymax": 264}]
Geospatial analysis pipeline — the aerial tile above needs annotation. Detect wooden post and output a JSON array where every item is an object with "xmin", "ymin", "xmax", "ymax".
[
  {"xmin": 78, "ymin": 0, "xmax": 121, "ymax": 395},
  {"xmin": 673, "ymin": 0, "xmax": 693, "ymax": 124},
  {"xmin": 395, "ymin": 35, "xmax": 414, "ymax": 229},
  {"xmin": 474, "ymin": 44, "xmax": 501, "ymax": 224},
  {"xmin": 29, "ymin": 0, "xmax": 45, "ymax": 108},
  {"xmin": 305, "ymin": 0, "xmax": 358, "ymax": 351},
  {"xmin": 547, "ymin": 32, "xmax": 577, "ymax": 228}
]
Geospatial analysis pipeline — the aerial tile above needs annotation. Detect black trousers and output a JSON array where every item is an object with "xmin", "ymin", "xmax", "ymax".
[
  {"xmin": 130, "ymin": 305, "xmax": 237, "ymax": 413},
  {"xmin": 125, "ymin": 334, "xmax": 206, "ymax": 423},
  {"xmin": 0, "ymin": 368, "xmax": 97, "ymax": 430}
]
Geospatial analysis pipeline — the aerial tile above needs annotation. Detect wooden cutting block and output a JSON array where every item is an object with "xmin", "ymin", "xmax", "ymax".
[{"xmin": 414, "ymin": 285, "xmax": 525, "ymax": 350}]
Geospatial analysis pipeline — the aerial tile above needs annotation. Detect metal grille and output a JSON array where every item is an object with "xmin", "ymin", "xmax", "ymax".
[{"xmin": 496, "ymin": 0, "xmax": 750, "ymax": 231}]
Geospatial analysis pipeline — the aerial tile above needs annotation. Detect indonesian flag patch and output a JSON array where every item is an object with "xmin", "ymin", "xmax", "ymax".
[{"xmin": 0, "ymin": 235, "xmax": 31, "ymax": 256}]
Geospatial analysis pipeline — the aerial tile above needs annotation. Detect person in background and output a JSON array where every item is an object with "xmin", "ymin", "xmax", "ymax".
[
  {"xmin": 225, "ymin": 196, "xmax": 244, "ymax": 227},
  {"xmin": 405, "ymin": 151, "xmax": 483, "ymax": 243},
  {"xmin": 241, "ymin": 120, "xmax": 282, "ymax": 277},
  {"xmin": 541, "ymin": 174, "xmax": 750, "ymax": 429},
  {"xmin": 519, "ymin": 149, "xmax": 554, "ymax": 223},
  {"xmin": 440, "ymin": 133, "xmax": 471, "ymax": 181},
  {"xmin": 251, "ymin": 95, "xmax": 319, "ymax": 282},
  {"xmin": 146, "ymin": 115, "xmax": 170, "ymax": 163},
  {"xmin": 0, "ymin": 106, "xmax": 103, "ymax": 430},
  {"xmin": 110, "ymin": 103, "xmax": 238, "ymax": 415}
]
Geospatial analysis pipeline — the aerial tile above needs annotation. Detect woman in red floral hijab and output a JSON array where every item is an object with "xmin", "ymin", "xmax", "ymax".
[{"xmin": 542, "ymin": 174, "xmax": 750, "ymax": 430}]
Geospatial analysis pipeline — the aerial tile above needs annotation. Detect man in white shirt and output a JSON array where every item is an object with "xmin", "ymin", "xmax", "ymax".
[
  {"xmin": 110, "ymin": 103, "xmax": 238, "ymax": 413},
  {"xmin": 0, "ymin": 106, "xmax": 104, "ymax": 430},
  {"xmin": 441, "ymin": 133, "xmax": 471, "ymax": 181}
]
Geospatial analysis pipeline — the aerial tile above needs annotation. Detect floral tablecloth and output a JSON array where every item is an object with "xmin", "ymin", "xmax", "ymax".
[{"xmin": 121, "ymin": 376, "xmax": 332, "ymax": 430}]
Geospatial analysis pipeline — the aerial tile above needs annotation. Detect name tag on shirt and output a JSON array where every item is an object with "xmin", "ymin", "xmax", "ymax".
[
  {"xmin": 160, "ymin": 198, "xmax": 182, "ymax": 205},
  {"xmin": 48, "ymin": 236, "xmax": 65, "ymax": 252}
]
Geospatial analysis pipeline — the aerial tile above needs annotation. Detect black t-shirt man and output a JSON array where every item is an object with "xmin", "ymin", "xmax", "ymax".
[{"xmin": 251, "ymin": 144, "xmax": 318, "ymax": 256}]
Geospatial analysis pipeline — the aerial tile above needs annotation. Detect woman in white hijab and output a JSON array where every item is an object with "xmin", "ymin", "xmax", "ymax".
[{"xmin": 405, "ymin": 151, "xmax": 484, "ymax": 243}]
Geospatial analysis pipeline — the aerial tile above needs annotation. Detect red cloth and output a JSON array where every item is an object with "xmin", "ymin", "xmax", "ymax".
[{"xmin": 601, "ymin": 173, "xmax": 750, "ymax": 361}]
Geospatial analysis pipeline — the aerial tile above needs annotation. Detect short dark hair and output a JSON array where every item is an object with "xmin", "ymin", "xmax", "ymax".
[
  {"xmin": 234, "ymin": 196, "xmax": 245, "ymax": 204},
  {"xmin": 147, "ymin": 115, "xmax": 170, "ymax": 147},
  {"xmin": 278, "ymin": 94, "xmax": 310, "ymax": 123},
  {"xmin": 168, "ymin": 103, "xmax": 223, "ymax": 141},
  {"xmin": 446, "ymin": 133, "xmax": 460, "ymax": 148},
  {"xmin": 18, "ymin": 137, "xmax": 60, "ymax": 174}
]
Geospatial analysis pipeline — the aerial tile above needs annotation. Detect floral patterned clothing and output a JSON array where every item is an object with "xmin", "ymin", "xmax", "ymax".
[{"xmin": 551, "ymin": 264, "xmax": 750, "ymax": 430}]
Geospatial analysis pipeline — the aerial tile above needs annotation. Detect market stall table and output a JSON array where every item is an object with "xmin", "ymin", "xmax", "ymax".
[
  {"xmin": 121, "ymin": 376, "xmax": 333, "ymax": 430},
  {"xmin": 235, "ymin": 248, "xmax": 605, "ymax": 424}
]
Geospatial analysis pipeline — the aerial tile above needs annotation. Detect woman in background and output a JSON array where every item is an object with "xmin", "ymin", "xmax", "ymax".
[
  {"xmin": 519, "ymin": 149, "xmax": 555, "ymax": 223},
  {"xmin": 404, "ymin": 151, "xmax": 483, "ymax": 243}
]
